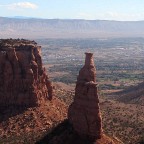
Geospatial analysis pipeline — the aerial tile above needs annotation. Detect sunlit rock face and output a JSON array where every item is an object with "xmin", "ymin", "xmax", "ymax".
[
  {"xmin": 68, "ymin": 52, "xmax": 102, "ymax": 139},
  {"xmin": 0, "ymin": 39, "xmax": 53, "ymax": 108}
]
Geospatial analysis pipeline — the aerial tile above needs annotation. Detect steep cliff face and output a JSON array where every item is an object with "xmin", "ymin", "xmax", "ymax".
[
  {"xmin": 68, "ymin": 53, "xmax": 102, "ymax": 140},
  {"xmin": 0, "ymin": 39, "xmax": 53, "ymax": 108}
]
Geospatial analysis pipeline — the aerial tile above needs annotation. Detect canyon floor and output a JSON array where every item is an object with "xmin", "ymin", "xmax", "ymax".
[{"xmin": 0, "ymin": 82, "xmax": 143, "ymax": 144}]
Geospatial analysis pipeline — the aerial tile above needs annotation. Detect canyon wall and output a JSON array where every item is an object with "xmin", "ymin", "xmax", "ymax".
[{"xmin": 0, "ymin": 39, "xmax": 53, "ymax": 108}]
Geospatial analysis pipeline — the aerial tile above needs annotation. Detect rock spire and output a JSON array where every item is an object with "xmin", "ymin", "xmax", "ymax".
[{"xmin": 68, "ymin": 52, "xmax": 102, "ymax": 139}]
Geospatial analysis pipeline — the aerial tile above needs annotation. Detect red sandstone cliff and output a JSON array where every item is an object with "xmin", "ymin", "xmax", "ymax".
[
  {"xmin": 0, "ymin": 39, "xmax": 53, "ymax": 108},
  {"xmin": 68, "ymin": 52, "xmax": 102, "ymax": 139}
]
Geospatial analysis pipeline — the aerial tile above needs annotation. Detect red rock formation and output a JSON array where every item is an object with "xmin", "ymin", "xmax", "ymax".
[
  {"xmin": 0, "ymin": 39, "xmax": 53, "ymax": 108},
  {"xmin": 68, "ymin": 52, "xmax": 102, "ymax": 139}
]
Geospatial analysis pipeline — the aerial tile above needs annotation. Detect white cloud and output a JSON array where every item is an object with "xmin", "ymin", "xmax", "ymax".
[
  {"xmin": 0, "ymin": 2, "xmax": 38, "ymax": 10},
  {"xmin": 106, "ymin": 12, "xmax": 119, "ymax": 18}
]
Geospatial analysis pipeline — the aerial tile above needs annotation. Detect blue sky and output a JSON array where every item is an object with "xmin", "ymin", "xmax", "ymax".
[{"xmin": 0, "ymin": 0, "xmax": 144, "ymax": 21}]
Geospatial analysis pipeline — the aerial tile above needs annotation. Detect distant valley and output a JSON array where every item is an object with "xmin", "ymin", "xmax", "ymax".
[{"xmin": 0, "ymin": 18, "xmax": 144, "ymax": 143}]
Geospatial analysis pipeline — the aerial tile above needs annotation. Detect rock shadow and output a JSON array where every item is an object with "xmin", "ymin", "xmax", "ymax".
[
  {"xmin": 36, "ymin": 119, "xmax": 96, "ymax": 144},
  {"xmin": 0, "ymin": 106, "xmax": 29, "ymax": 122}
]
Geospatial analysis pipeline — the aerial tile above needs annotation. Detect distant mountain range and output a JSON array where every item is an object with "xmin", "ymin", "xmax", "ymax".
[{"xmin": 0, "ymin": 17, "xmax": 144, "ymax": 39}]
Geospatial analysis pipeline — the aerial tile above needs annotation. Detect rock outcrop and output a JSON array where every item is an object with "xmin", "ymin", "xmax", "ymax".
[
  {"xmin": 0, "ymin": 39, "xmax": 53, "ymax": 108},
  {"xmin": 68, "ymin": 52, "xmax": 102, "ymax": 139}
]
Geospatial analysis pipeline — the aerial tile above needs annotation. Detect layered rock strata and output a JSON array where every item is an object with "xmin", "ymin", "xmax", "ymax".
[
  {"xmin": 0, "ymin": 39, "xmax": 53, "ymax": 107},
  {"xmin": 68, "ymin": 52, "xmax": 102, "ymax": 139}
]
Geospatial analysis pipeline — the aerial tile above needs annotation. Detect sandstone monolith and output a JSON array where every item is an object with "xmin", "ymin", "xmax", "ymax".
[{"xmin": 68, "ymin": 52, "xmax": 102, "ymax": 139}]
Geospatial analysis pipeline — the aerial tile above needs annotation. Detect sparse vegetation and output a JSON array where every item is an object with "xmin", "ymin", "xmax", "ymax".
[
  {"xmin": 1, "ymin": 38, "xmax": 144, "ymax": 143},
  {"xmin": 37, "ymin": 38, "xmax": 144, "ymax": 144}
]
